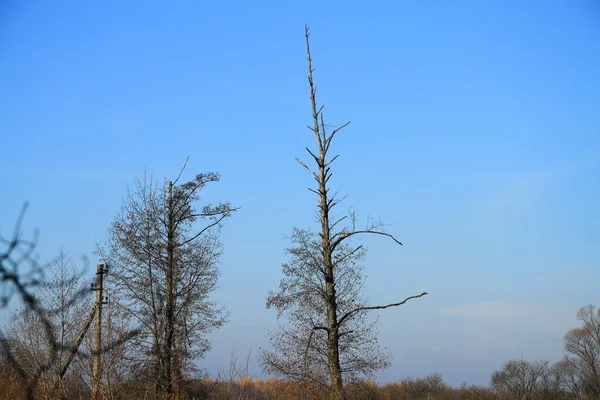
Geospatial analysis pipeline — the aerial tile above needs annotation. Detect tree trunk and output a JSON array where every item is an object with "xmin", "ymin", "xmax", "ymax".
[
  {"xmin": 305, "ymin": 26, "xmax": 345, "ymax": 398},
  {"xmin": 172, "ymin": 326, "xmax": 183, "ymax": 399},
  {"xmin": 321, "ymin": 188, "xmax": 344, "ymax": 399},
  {"xmin": 153, "ymin": 336, "xmax": 162, "ymax": 397},
  {"xmin": 164, "ymin": 181, "xmax": 175, "ymax": 397},
  {"xmin": 322, "ymin": 202, "xmax": 344, "ymax": 400},
  {"xmin": 316, "ymin": 104, "xmax": 345, "ymax": 400},
  {"xmin": 325, "ymin": 296, "xmax": 343, "ymax": 400}
]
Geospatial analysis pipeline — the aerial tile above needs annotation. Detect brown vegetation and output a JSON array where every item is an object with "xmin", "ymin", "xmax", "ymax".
[{"xmin": 0, "ymin": 371, "xmax": 575, "ymax": 400}]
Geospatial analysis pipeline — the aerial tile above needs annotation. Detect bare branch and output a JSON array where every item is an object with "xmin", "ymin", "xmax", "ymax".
[
  {"xmin": 305, "ymin": 147, "xmax": 321, "ymax": 165},
  {"xmin": 325, "ymin": 154, "xmax": 340, "ymax": 167},
  {"xmin": 338, "ymin": 292, "xmax": 428, "ymax": 327},
  {"xmin": 172, "ymin": 156, "xmax": 190, "ymax": 186},
  {"xmin": 332, "ymin": 229, "xmax": 403, "ymax": 254},
  {"xmin": 334, "ymin": 245, "xmax": 363, "ymax": 267},
  {"xmin": 305, "ymin": 24, "xmax": 324, "ymax": 154},
  {"xmin": 296, "ymin": 157, "xmax": 318, "ymax": 179},
  {"xmin": 303, "ymin": 329, "xmax": 315, "ymax": 382},
  {"xmin": 324, "ymin": 122, "xmax": 350, "ymax": 154},
  {"xmin": 317, "ymin": 104, "xmax": 325, "ymax": 117},
  {"xmin": 329, "ymin": 215, "xmax": 348, "ymax": 232}
]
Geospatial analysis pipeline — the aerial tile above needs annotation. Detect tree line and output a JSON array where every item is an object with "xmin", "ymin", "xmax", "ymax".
[{"xmin": 0, "ymin": 26, "xmax": 595, "ymax": 400}]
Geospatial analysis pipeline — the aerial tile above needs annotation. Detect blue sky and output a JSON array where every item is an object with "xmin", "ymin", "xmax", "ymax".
[{"xmin": 1, "ymin": 0, "xmax": 599, "ymax": 386}]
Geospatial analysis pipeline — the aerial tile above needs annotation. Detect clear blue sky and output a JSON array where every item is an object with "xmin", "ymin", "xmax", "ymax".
[{"xmin": 1, "ymin": 0, "xmax": 599, "ymax": 387}]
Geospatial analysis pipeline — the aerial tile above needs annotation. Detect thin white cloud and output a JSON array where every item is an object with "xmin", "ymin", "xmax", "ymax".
[
  {"xmin": 474, "ymin": 156, "xmax": 599, "ymax": 234},
  {"xmin": 442, "ymin": 302, "xmax": 551, "ymax": 323},
  {"xmin": 437, "ymin": 301, "xmax": 581, "ymax": 364}
]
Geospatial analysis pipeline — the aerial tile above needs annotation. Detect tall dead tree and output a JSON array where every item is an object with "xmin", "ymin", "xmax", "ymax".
[
  {"xmin": 99, "ymin": 163, "xmax": 237, "ymax": 399},
  {"xmin": 264, "ymin": 26, "xmax": 427, "ymax": 400}
]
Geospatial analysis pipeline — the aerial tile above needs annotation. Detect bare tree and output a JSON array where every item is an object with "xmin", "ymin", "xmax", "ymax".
[
  {"xmin": 491, "ymin": 359, "xmax": 555, "ymax": 400},
  {"xmin": 559, "ymin": 305, "xmax": 600, "ymax": 399},
  {"xmin": 262, "ymin": 26, "xmax": 427, "ymax": 400},
  {"xmin": 263, "ymin": 229, "xmax": 392, "ymax": 386},
  {"xmin": 0, "ymin": 207, "xmax": 138, "ymax": 400},
  {"xmin": 6, "ymin": 249, "xmax": 93, "ymax": 398},
  {"xmin": 401, "ymin": 373, "xmax": 447, "ymax": 399},
  {"xmin": 0, "ymin": 204, "xmax": 99, "ymax": 400},
  {"xmin": 553, "ymin": 358, "xmax": 585, "ymax": 399},
  {"xmin": 98, "ymin": 164, "xmax": 237, "ymax": 399},
  {"xmin": 211, "ymin": 347, "xmax": 255, "ymax": 400}
]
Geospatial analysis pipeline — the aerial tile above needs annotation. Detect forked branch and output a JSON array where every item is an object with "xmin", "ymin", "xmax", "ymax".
[
  {"xmin": 303, "ymin": 325, "xmax": 328, "ymax": 379},
  {"xmin": 331, "ymin": 229, "xmax": 403, "ymax": 254}
]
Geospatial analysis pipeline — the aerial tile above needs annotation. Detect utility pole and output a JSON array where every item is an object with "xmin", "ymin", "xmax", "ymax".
[{"xmin": 91, "ymin": 263, "xmax": 108, "ymax": 400}]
